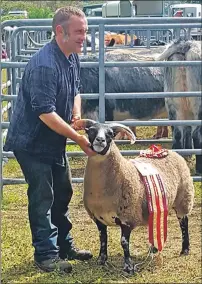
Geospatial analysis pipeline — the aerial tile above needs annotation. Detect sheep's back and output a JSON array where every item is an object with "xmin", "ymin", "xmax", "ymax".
[
  {"xmin": 118, "ymin": 150, "xmax": 194, "ymax": 227},
  {"xmin": 133, "ymin": 150, "xmax": 194, "ymax": 214}
]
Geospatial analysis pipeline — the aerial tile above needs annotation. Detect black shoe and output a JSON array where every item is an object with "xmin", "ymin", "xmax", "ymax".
[
  {"xmin": 61, "ymin": 246, "xmax": 93, "ymax": 261},
  {"xmin": 35, "ymin": 257, "xmax": 72, "ymax": 273}
]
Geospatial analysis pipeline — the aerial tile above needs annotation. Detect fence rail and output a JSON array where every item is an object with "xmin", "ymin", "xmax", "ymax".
[{"xmin": 1, "ymin": 17, "xmax": 202, "ymax": 192}]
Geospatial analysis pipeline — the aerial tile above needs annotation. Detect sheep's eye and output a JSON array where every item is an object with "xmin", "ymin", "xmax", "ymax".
[
  {"xmin": 107, "ymin": 130, "xmax": 113, "ymax": 137},
  {"xmin": 88, "ymin": 128, "xmax": 96, "ymax": 135}
]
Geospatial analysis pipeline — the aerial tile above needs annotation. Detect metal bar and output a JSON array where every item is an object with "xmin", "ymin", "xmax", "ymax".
[
  {"xmin": 103, "ymin": 23, "xmax": 202, "ymax": 31},
  {"xmin": 17, "ymin": 33, "xmax": 22, "ymax": 78},
  {"xmin": 2, "ymin": 120, "xmax": 202, "ymax": 129},
  {"xmin": 104, "ymin": 91, "xmax": 202, "ymax": 99},
  {"xmin": 15, "ymin": 55, "xmax": 33, "ymax": 61},
  {"xmin": 66, "ymin": 139, "xmax": 173, "ymax": 145},
  {"xmin": 2, "ymin": 175, "xmax": 202, "ymax": 185},
  {"xmin": 3, "ymin": 149, "xmax": 202, "ymax": 159},
  {"xmin": 106, "ymin": 120, "xmax": 202, "ymax": 127},
  {"xmin": 2, "ymin": 17, "xmax": 201, "ymax": 30},
  {"xmin": 2, "ymin": 61, "xmax": 201, "ymax": 69},
  {"xmin": 98, "ymin": 24, "xmax": 105, "ymax": 123},
  {"xmin": 2, "ymin": 91, "xmax": 201, "ymax": 102},
  {"xmin": 104, "ymin": 61, "xmax": 201, "ymax": 67},
  {"xmin": 2, "ymin": 178, "xmax": 84, "ymax": 185},
  {"xmin": 146, "ymin": 30, "xmax": 151, "ymax": 49},
  {"xmin": 91, "ymin": 28, "xmax": 96, "ymax": 54},
  {"xmin": 1, "ymin": 94, "xmax": 100, "ymax": 101},
  {"xmin": 1, "ymin": 61, "xmax": 100, "ymax": 68},
  {"xmin": 20, "ymin": 49, "xmax": 40, "ymax": 54},
  {"xmin": 8, "ymin": 23, "xmax": 201, "ymax": 33},
  {"xmin": 10, "ymin": 26, "xmax": 52, "ymax": 45}
]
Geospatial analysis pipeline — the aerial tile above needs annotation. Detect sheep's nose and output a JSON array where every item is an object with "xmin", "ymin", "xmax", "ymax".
[{"xmin": 96, "ymin": 136, "xmax": 105, "ymax": 143}]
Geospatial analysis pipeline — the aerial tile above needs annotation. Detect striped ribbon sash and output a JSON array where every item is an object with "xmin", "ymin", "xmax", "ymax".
[{"xmin": 130, "ymin": 159, "xmax": 168, "ymax": 251}]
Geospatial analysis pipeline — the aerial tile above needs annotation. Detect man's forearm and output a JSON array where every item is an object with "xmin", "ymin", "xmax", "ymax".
[
  {"xmin": 72, "ymin": 94, "xmax": 81, "ymax": 118},
  {"xmin": 39, "ymin": 112, "xmax": 82, "ymax": 143}
]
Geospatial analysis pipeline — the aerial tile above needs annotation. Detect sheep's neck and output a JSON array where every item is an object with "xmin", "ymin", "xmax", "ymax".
[{"xmin": 85, "ymin": 141, "xmax": 125, "ymax": 199}]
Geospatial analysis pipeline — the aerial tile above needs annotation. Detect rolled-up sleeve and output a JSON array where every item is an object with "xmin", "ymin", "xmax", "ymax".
[{"xmin": 29, "ymin": 66, "xmax": 57, "ymax": 116}]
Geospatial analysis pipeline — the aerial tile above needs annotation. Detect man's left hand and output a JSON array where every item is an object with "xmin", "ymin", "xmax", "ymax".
[{"xmin": 71, "ymin": 115, "xmax": 81, "ymax": 130}]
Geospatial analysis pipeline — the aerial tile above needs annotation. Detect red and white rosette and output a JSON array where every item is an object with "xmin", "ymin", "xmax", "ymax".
[{"xmin": 139, "ymin": 145, "xmax": 168, "ymax": 159}]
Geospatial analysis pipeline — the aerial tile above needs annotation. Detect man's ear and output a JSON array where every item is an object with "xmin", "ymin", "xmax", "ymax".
[{"xmin": 55, "ymin": 25, "xmax": 63, "ymax": 36}]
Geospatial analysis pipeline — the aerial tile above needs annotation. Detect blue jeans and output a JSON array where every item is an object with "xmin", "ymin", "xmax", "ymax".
[{"xmin": 14, "ymin": 150, "xmax": 74, "ymax": 262}]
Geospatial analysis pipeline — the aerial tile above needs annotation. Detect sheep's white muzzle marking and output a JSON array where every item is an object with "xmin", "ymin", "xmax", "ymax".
[
  {"xmin": 93, "ymin": 143, "xmax": 107, "ymax": 153},
  {"xmin": 92, "ymin": 128, "xmax": 107, "ymax": 153}
]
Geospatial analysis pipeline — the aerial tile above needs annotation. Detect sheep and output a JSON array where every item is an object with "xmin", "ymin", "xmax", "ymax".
[
  {"xmin": 156, "ymin": 39, "xmax": 202, "ymax": 174},
  {"xmin": 73, "ymin": 119, "xmax": 195, "ymax": 275},
  {"xmin": 79, "ymin": 50, "xmax": 168, "ymax": 139}
]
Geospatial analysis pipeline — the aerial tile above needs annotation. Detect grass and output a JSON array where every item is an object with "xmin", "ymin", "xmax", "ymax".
[
  {"xmin": 1, "ymin": 70, "xmax": 10, "ymax": 123},
  {"xmin": 1, "ymin": 126, "xmax": 202, "ymax": 283}
]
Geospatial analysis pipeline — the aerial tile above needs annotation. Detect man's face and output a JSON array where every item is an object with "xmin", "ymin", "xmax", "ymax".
[{"xmin": 62, "ymin": 15, "xmax": 88, "ymax": 54}]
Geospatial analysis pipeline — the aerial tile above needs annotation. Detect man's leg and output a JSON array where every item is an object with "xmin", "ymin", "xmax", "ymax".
[
  {"xmin": 51, "ymin": 154, "xmax": 73, "ymax": 252},
  {"xmin": 14, "ymin": 150, "xmax": 72, "ymax": 273},
  {"xmin": 51, "ymin": 154, "xmax": 93, "ymax": 261}
]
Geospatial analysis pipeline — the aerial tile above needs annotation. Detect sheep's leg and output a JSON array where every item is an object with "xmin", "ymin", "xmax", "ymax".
[
  {"xmin": 121, "ymin": 225, "xmax": 134, "ymax": 274},
  {"xmin": 192, "ymin": 126, "xmax": 202, "ymax": 174},
  {"xmin": 95, "ymin": 219, "xmax": 108, "ymax": 265},
  {"xmin": 153, "ymin": 126, "xmax": 168, "ymax": 139},
  {"xmin": 172, "ymin": 126, "xmax": 184, "ymax": 150},
  {"xmin": 177, "ymin": 215, "xmax": 190, "ymax": 255},
  {"xmin": 166, "ymin": 107, "xmax": 183, "ymax": 150},
  {"xmin": 115, "ymin": 218, "xmax": 134, "ymax": 274}
]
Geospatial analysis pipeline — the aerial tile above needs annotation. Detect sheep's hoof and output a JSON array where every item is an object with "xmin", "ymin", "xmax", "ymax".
[
  {"xmin": 123, "ymin": 263, "xmax": 135, "ymax": 275},
  {"xmin": 97, "ymin": 255, "xmax": 107, "ymax": 265},
  {"xmin": 180, "ymin": 249, "xmax": 189, "ymax": 256},
  {"xmin": 151, "ymin": 246, "xmax": 158, "ymax": 254}
]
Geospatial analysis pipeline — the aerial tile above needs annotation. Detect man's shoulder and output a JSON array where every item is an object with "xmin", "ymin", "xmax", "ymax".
[{"xmin": 27, "ymin": 41, "xmax": 56, "ymax": 71}]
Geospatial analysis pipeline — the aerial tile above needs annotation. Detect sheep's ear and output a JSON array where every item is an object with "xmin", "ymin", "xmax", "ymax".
[
  {"xmin": 73, "ymin": 119, "xmax": 97, "ymax": 131},
  {"xmin": 109, "ymin": 123, "xmax": 136, "ymax": 144}
]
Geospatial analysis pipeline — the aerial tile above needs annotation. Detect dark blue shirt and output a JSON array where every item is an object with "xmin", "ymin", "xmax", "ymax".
[{"xmin": 3, "ymin": 38, "xmax": 81, "ymax": 161}]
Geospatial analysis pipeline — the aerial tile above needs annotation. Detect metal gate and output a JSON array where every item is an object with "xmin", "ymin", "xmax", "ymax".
[{"xmin": 1, "ymin": 16, "xmax": 202, "ymax": 192}]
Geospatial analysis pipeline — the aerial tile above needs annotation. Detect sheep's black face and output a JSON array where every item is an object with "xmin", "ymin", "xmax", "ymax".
[{"xmin": 85, "ymin": 123, "xmax": 114, "ymax": 154}]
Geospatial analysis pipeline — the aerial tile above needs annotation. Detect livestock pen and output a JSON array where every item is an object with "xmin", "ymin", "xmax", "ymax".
[{"xmin": 1, "ymin": 17, "xmax": 202, "ymax": 283}]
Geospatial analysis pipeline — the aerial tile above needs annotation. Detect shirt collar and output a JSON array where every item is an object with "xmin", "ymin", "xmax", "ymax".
[{"xmin": 50, "ymin": 37, "xmax": 76, "ymax": 67}]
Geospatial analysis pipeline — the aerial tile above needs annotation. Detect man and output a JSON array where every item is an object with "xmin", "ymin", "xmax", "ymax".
[{"xmin": 3, "ymin": 6, "xmax": 96, "ymax": 273}]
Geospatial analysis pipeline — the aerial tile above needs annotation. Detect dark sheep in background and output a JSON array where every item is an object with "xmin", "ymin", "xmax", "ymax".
[{"xmin": 79, "ymin": 50, "xmax": 167, "ymax": 138}]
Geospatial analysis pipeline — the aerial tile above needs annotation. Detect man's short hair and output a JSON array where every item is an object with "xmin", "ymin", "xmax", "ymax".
[{"xmin": 52, "ymin": 6, "xmax": 85, "ymax": 35}]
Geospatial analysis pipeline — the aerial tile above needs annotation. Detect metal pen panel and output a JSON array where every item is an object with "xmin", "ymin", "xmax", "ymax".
[
  {"xmin": 1, "ymin": 17, "xmax": 202, "ymax": 190},
  {"xmin": 98, "ymin": 23, "xmax": 105, "ymax": 123}
]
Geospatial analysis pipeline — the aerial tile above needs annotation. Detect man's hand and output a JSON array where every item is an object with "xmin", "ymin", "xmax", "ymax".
[
  {"xmin": 71, "ymin": 116, "xmax": 96, "ymax": 156},
  {"xmin": 70, "ymin": 114, "xmax": 81, "ymax": 129},
  {"xmin": 75, "ymin": 134, "xmax": 97, "ymax": 157},
  {"xmin": 39, "ymin": 112, "xmax": 96, "ymax": 157}
]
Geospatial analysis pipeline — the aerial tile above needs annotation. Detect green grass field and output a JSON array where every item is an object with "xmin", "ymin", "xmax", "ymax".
[{"xmin": 1, "ymin": 126, "xmax": 201, "ymax": 283}]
